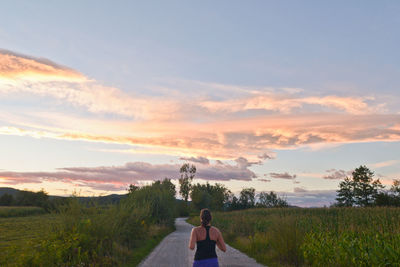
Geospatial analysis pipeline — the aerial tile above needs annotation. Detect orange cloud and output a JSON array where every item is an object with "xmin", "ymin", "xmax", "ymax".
[
  {"xmin": 371, "ymin": 160, "xmax": 400, "ymax": 169},
  {"xmin": 1, "ymin": 50, "xmax": 399, "ymax": 161},
  {"xmin": 0, "ymin": 50, "xmax": 179, "ymax": 120},
  {"xmin": 0, "ymin": 49, "xmax": 84, "ymax": 82},
  {"xmin": 200, "ymin": 94, "xmax": 382, "ymax": 115},
  {"xmin": 1, "ymin": 112, "xmax": 399, "ymax": 160}
]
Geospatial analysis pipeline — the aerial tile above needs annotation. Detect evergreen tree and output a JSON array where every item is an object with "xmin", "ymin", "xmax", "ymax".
[
  {"xmin": 336, "ymin": 177, "xmax": 355, "ymax": 207},
  {"xmin": 335, "ymin": 165, "xmax": 382, "ymax": 207},
  {"xmin": 352, "ymin": 165, "xmax": 382, "ymax": 206}
]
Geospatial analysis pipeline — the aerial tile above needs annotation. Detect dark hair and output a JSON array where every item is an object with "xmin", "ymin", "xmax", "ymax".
[{"xmin": 200, "ymin": 208, "xmax": 212, "ymax": 227}]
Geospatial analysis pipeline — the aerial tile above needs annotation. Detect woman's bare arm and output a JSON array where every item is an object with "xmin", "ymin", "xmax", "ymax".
[
  {"xmin": 189, "ymin": 228, "xmax": 196, "ymax": 250},
  {"xmin": 216, "ymin": 229, "xmax": 226, "ymax": 252}
]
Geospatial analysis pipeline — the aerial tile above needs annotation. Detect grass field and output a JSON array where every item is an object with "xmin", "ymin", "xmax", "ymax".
[
  {"xmin": 0, "ymin": 209, "xmax": 173, "ymax": 266},
  {"xmin": 0, "ymin": 180, "xmax": 176, "ymax": 266},
  {"xmin": 0, "ymin": 206, "xmax": 46, "ymax": 218},
  {"xmin": 188, "ymin": 207, "xmax": 400, "ymax": 267},
  {"xmin": 0, "ymin": 213, "xmax": 62, "ymax": 265}
]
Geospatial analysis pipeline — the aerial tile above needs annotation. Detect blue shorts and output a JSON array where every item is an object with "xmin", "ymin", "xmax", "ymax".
[{"xmin": 193, "ymin": 257, "xmax": 219, "ymax": 267}]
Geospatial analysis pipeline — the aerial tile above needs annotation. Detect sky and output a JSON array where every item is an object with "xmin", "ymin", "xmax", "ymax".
[{"xmin": 0, "ymin": 1, "xmax": 399, "ymax": 207}]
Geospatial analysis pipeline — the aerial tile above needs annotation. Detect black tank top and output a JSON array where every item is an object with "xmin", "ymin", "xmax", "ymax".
[{"xmin": 194, "ymin": 226, "xmax": 218, "ymax": 260}]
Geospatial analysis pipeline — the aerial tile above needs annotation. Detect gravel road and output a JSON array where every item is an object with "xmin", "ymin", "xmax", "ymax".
[{"xmin": 138, "ymin": 218, "xmax": 265, "ymax": 267}]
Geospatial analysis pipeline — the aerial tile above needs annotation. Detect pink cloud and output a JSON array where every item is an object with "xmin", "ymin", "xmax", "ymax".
[
  {"xmin": 179, "ymin": 156, "xmax": 210, "ymax": 165},
  {"xmin": 1, "ymin": 112, "xmax": 400, "ymax": 161},
  {"xmin": 1, "ymin": 49, "xmax": 399, "ymax": 162},
  {"xmin": 199, "ymin": 93, "xmax": 383, "ymax": 115},
  {"xmin": 323, "ymin": 169, "xmax": 353, "ymax": 180},
  {"xmin": 0, "ymin": 49, "xmax": 84, "ymax": 82},
  {"xmin": 0, "ymin": 160, "xmax": 256, "ymax": 191},
  {"xmin": 269, "ymin": 172, "xmax": 297, "ymax": 179}
]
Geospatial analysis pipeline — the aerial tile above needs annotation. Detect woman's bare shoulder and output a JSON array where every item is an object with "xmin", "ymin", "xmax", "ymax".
[
  {"xmin": 211, "ymin": 226, "xmax": 221, "ymax": 233},
  {"xmin": 193, "ymin": 226, "xmax": 203, "ymax": 232}
]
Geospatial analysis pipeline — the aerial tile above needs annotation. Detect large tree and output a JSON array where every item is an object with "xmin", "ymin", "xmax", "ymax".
[
  {"xmin": 336, "ymin": 177, "xmax": 355, "ymax": 207},
  {"xmin": 257, "ymin": 191, "xmax": 288, "ymax": 208},
  {"xmin": 190, "ymin": 184, "xmax": 211, "ymax": 210},
  {"xmin": 336, "ymin": 165, "xmax": 382, "ymax": 207},
  {"xmin": 375, "ymin": 179, "xmax": 400, "ymax": 206},
  {"xmin": 353, "ymin": 165, "xmax": 383, "ymax": 206},
  {"xmin": 179, "ymin": 163, "xmax": 196, "ymax": 202},
  {"xmin": 239, "ymin": 187, "xmax": 256, "ymax": 209},
  {"xmin": 190, "ymin": 182, "xmax": 231, "ymax": 211}
]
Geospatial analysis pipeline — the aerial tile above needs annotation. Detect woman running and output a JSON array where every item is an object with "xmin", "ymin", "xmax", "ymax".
[{"xmin": 189, "ymin": 208, "xmax": 226, "ymax": 267}]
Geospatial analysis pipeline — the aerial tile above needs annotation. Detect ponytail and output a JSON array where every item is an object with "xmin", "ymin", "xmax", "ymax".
[{"xmin": 200, "ymin": 208, "xmax": 212, "ymax": 227}]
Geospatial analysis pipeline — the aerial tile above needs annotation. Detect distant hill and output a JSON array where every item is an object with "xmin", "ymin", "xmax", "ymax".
[
  {"xmin": 0, "ymin": 187, "xmax": 128, "ymax": 205},
  {"xmin": 0, "ymin": 187, "xmax": 21, "ymax": 197}
]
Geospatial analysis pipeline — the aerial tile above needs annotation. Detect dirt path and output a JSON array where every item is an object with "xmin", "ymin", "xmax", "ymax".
[{"xmin": 138, "ymin": 218, "xmax": 265, "ymax": 267}]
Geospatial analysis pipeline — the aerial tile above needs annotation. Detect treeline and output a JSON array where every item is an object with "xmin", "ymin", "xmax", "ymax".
[
  {"xmin": 178, "ymin": 163, "xmax": 288, "ymax": 214},
  {"xmin": 0, "ymin": 189, "xmax": 61, "ymax": 211},
  {"xmin": 334, "ymin": 165, "xmax": 400, "ymax": 207},
  {"xmin": 0, "ymin": 189, "xmax": 125, "ymax": 212}
]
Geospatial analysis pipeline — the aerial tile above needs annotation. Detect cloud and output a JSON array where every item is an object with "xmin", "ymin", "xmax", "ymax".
[
  {"xmin": 370, "ymin": 160, "xmax": 400, "ymax": 169},
  {"xmin": 1, "ymin": 112, "xmax": 400, "ymax": 161},
  {"xmin": 234, "ymin": 157, "xmax": 261, "ymax": 169},
  {"xmin": 0, "ymin": 49, "xmax": 178, "ymax": 120},
  {"xmin": 323, "ymin": 169, "xmax": 352, "ymax": 180},
  {"xmin": 0, "ymin": 160, "xmax": 256, "ymax": 191},
  {"xmin": 179, "ymin": 156, "xmax": 210, "ymax": 165},
  {"xmin": 196, "ymin": 160, "xmax": 257, "ymax": 181},
  {"xmin": 270, "ymin": 172, "xmax": 297, "ymax": 179},
  {"xmin": 293, "ymin": 187, "xmax": 308, "ymax": 193},
  {"xmin": 258, "ymin": 178, "xmax": 271, "ymax": 183},
  {"xmin": 0, "ymin": 49, "xmax": 84, "ymax": 82},
  {"xmin": 1, "ymin": 50, "xmax": 400, "ymax": 162},
  {"xmin": 199, "ymin": 93, "xmax": 384, "ymax": 115},
  {"xmin": 258, "ymin": 152, "xmax": 276, "ymax": 160},
  {"xmin": 284, "ymin": 189, "xmax": 338, "ymax": 207}
]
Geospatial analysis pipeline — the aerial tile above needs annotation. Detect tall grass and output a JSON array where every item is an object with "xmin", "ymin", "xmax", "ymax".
[
  {"xmin": 0, "ymin": 206, "xmax": 46, "ymax": 217},
  {"xmin": 188, "ymin": 207, "xmax": 400, "ymax": 266},
  {"xmin": 2, "ymin": 179, "xmax": 177, "ymax": 266},
  {"xmin": 0, "ymin": 214, "xmax": 61, "ymax": 265}
]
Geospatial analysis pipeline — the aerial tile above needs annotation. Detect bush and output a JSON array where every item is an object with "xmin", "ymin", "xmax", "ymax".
[{"xmin": 12, "ymin": 179, "xmax": 177, "ymax": 266}]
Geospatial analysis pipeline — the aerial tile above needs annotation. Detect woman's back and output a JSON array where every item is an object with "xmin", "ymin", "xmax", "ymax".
[
  {"xmin": 194, "ymin": 225, "xmax": 220, "ymax": 242},
  {"xmin": 194, "ymin": 226, "xmax": 217, "ymax": 260}
]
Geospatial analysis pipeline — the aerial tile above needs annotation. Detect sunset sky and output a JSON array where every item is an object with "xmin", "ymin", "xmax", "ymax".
[{"xmin": 1, "ymin": 1, "xmax": 399, "ymax": 206}]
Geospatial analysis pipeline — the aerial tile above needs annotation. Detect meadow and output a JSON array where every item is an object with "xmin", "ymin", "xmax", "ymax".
[
  {"xmin": 0, "ymin": 213, "xmax": 61, "ymax": 263},
  {"xmin": 0, "ymin": 206, "xmax": 46, "ymax": 218},
  {"xmin": 0, "ymin": 179, "xmax": 176, "ymax": 266},
  {"xmin": 188, "ymin": 207, "xmax": 400, "ymax": 267}
]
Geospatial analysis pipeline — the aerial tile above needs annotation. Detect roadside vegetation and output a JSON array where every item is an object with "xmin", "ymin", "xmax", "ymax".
[
  {"xmin": 186, "ymin": 165, "xmax": 400, "ymax": 266},
  {"xmin": 188, "ymin": 207, "xmax": 400, "ymax": 266},
  {"xmin": 2, "ymin": 164, "xmax": 399, "ymax": 266},
  {"xmin": 1, "ymin": 179, "xmax": 176, "ymax": 266}
]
